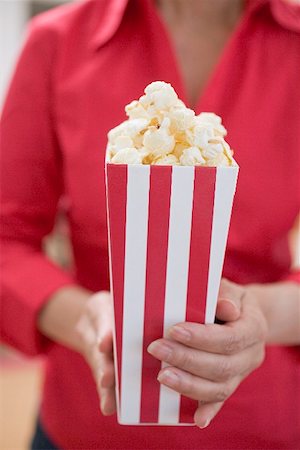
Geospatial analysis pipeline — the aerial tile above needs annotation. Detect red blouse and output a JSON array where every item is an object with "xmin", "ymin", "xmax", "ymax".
[{"xmin": 1, "ymin": 0, "xmax": 300, "ymax": 449}]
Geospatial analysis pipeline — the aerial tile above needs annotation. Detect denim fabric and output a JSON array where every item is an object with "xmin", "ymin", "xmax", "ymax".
[{"xmin": 31, "ymin": 420, "xmax": 59, "ymax": 450}]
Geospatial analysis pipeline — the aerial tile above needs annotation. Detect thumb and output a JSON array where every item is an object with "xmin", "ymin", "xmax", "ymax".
[{"xmin": 216, "ymin": 279, "xmax": 244, "ymax": 323}]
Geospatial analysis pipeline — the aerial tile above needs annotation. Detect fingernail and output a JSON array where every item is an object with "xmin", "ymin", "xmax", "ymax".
[
  {"xmin": 199, "ymin": 418, "xmax": 211, "ymax": 429},
  {"xmin": 157, "ymin": 369, "xmax": 179, "ymax": 386},
  {"xmin": 147, "ymin": 342, "xmax": 172, "ymax": 361},
  {"xmin": 219, "ymin": 298, "xmax": 238, "ymax": 309},
  {"xmin": 169, "ymin": 325, "xmax": 191, "ymax": 341}
]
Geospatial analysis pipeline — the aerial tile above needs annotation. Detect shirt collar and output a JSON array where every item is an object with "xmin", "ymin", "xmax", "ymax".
[
  {"xmin": 245, "ymin": 0, "xmax": 300, "ymax": 32},
  {"xmin": 91, "ymin": 0, "xmax": 299, "ymax": 51},
  {"xmin": 270, "ymin": 0, "xmax": 300, "ymax": 33},
  {"xmin": 90, "ymin": 0, "xmax": 129, "ymax": 50}
]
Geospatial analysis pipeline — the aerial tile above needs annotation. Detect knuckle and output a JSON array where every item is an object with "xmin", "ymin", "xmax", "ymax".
[
  {"xmin": 102, "ymin": 365, "xmax": 110, "ymax": 378},
  {"xmin": 178, "ymin": 377, "xmax": 186, "ymax": 393},
  {"xmin": 215, "ymin": 383, "xmax": 231, "ymax": 402},
  {"xmin": 107, "ymin": 365, "xmax": 115, "ymax": 380},
  {"xmin": 180, "ymin": 372, "xmax": 194, "ymax": 397},
  {"xmin": 94, "ymin": 363, "xmax": 103, "ymax": 381},
  {"xmin": 100, "ymin": 387, "xmax": 109, "ymax": 403},
  {"xmin": 103, "ymin": 374, "xmax": 115, "ymax": 388},
  {"xmin": 75, "ymin": 321, "xmax": 84, "ymax": 342},
  {"xmin": 223, "ymin": 333, "xmax": 241, "ymax": 354},
  {"xmin": 75, "ymin": 315, "xmax": 91, "ymax": 345},
  {"xmin": 96, "ymin": 371, "xmax": 103, "ymax": 391},
  {"xmin": 215, "ymin": 358, "xmax": 233, "ymax": 381},
  {"xmin": 174, "ymin": 349, "xmax": 193, "ymax": 370}
]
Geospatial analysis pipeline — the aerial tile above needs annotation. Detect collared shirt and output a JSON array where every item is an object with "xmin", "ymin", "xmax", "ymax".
[{"xmin": 1, "ymin": 0, "xmax": 300, "ymax": 448}]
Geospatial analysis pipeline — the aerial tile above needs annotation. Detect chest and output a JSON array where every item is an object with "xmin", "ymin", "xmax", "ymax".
[{"xmin": 165, "ymin": 27, "xmax": 236, "ymax": 108}]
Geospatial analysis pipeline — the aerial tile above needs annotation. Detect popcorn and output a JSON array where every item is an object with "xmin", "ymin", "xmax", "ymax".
[
  {"xmin": 114, "ymin": 135, "xmax": 134, "ymax": 152},
  {"xmin": 202, "ymin": 141, "xmax": 224, "ymax": 159},
  {"xmin": 195, "ymin": 112, "xmax": 227, "ymax": 137},
  {"xmin": 206, "ymin": 153, "xmax": 230, "ymax": 167},
  {"xmin": 125, "ymin": 101, "xmax": 150, "ymax": 120},
  {"xmin": 172, "ymin": 141, "xmax": 189, "ymax": 159},
  {"xmin": 106, "ymin": 81, "xmax": 236, "ymax": 167},
  {"xmin": 221, "ymin": 140, "xmax": 234, "ymax": 160},
  {"xmin": 108, "ymin": 119, "xmax": 149, "ymax": 143},
  {"xmin": 187, "ymin": 124, "xmax": 215, "ymax": 149},
  {"xmin": 142, "ymin": 81, "xmax": 179, "ymax": 110},
  {"xmin": 180, "ymin": 147, "xmax": 205, "ymax": 166},
  {"xmin": 167, "ymin": 107, "xmax": 195, "ymax": 134},
  {"xmin": 111, "ymin": 148, "xmax": 143, "ymax": 164},
  {"xmin": 153, "ymin": 154, "xmax": 178, "ymax": 165},
  {"xmin": 197, "ymin": 112, "xmax": 222, "ymax": 125},
  {"xmin": 142, "ymin": 118, "xmax": 175, "ymax": 157}
]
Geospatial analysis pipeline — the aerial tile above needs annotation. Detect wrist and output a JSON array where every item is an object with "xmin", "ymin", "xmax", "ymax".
[
  {"xmin": 37, "ymin": 285, "xmax": 92, "ymax": 354},
  {"xmin": 246, "ymin": 282, "xmax": 300, "ymax": 345},
  {"xmin": 246, "ymin": 283, "xmax": 270, "ymax": 319}
]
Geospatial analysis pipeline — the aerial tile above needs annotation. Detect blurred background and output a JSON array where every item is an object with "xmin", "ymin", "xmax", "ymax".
[{"xmin": 0, "ymin": 1, "xmax": 299, "ymax": 449}]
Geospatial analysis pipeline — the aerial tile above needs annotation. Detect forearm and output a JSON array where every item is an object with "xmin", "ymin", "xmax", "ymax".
[
  {"xmin": 248, "ymin": 282, "xmax": 300, "ymax": 345},
  {"xmin": 37, "ymin": 285, "xmax": 92, "ymax": 354}
]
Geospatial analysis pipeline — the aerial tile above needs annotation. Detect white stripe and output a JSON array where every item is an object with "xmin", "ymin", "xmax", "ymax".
[
  {"xmin": 120, "ymin": 165, "xmax": 150, "ymax": 424},
  {"xmin": 205, "ymin": 166, "xmax": 239, "ymax": 324},
  {"xmin": 159, "ymin": 166, "xmax": 195, "ymax": 424}
]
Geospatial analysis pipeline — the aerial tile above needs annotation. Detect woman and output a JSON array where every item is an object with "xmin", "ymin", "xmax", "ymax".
[{"xmin": 1, "ymin": 0, "xmax": 299, "ymax": 449}]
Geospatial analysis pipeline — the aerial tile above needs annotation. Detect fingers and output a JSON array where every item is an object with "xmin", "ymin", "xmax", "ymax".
[
  {"xmin": 216, "ymin": 279, "xmax": 245, "ymax": 322},
  {"xmin": 148, "ymin": 339, "xmax": 265, "ymax": 382},
  {"xmin": 97, "ymin": 354, "xmax": 116, "ymax": 415},
  {"xmin": 157, "ymin": 366, "xmax": 240, "ymax": 403},
  {"xmin": 218, "ymin": 279, "xmax": 244, "ymax": 307},
  {"xmin": 194, "ymin": 401, "xmax": 224, "ymax": 429},
  {"xmin": 166, "ymin": 312, "xmax": 265, "ymax": 355},
  {"xmin": 88, "ymin": 293, "xmax": 114, "ymax": 353},
  {"xmin": 216, "ymin": 299, "xmax": 241, "ymax": 323},
  {"xmin": 87, "ymin": 343, "xmax": 116, "ymax": 416},
  {"xmin": 87, "ymin": 292, "xmax": 113, "ymax": 344},
  {"xmin": 99, "ymin": 353, "xmax": 115, "ymax": 388},
  {"xmin": 99, "ymin": 330, "xmax": 113, "ymax": 354},
  {"xmin": 79, "ymin": 291, "xmax": 117, "ymax": 416},
  {"xmin": 100, "ymin": 387, "xmax": 116, "ymax": 416}
]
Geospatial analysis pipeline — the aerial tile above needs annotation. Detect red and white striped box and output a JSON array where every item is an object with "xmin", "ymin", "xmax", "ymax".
[{"xmin": 105, "ymin": 163, "xmax": 239, "ymax": 425}]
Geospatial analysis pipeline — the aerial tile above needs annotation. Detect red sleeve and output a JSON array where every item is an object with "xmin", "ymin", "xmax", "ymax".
[{"xmin": 0, "ymin": 19, "xmax": 74, "ymax": 356}]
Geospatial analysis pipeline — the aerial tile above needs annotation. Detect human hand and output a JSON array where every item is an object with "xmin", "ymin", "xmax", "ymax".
[
  {"xmin": 147, "ymin": 279, "xmax": 268, "ymax": 428},
  {"xmin": 76, "ymin": 291, "xmax": 116, "ymax": 416}
]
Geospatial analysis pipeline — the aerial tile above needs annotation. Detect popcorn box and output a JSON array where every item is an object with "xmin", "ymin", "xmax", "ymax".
[{"xmin": 105, "ymin": 163, "xmax": 239, "ymax": 425}]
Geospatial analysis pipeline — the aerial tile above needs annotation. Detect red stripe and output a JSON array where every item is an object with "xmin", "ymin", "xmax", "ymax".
[
  {"xmin": 140, "ymin": 166, "xmax": 172, "ymax": 423},
  {"xmin": 179, "ymin": 167, "xmax": 216, "ymax": 423},
  {"xmin": 106, "ymin": 163, "xmax": 127, "ymax": 407}
]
